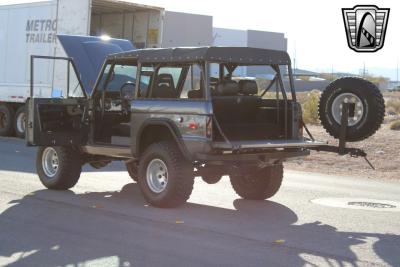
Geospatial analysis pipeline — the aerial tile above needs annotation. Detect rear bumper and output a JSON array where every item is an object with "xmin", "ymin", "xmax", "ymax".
[
  {"xmin": 211, "ymin": 139, "xmax": 327, "ymax": 150},
  {"xmin": 195, "ymin": 149, "xmax": 310, "ymax": 164}
]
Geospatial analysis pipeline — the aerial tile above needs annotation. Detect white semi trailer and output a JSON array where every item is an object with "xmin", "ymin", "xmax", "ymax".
[{"xmin": 0, "ymin": 0, "xmax": 164, "ymax": 137}]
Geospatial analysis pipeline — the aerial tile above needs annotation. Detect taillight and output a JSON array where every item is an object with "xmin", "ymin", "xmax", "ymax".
[
  {"xmin": 206, "ymin": 116, "xmax": 212, "ymax": 138},
  {"xmin": 188, "ymin": 122, "xmax": 199, "ymax": 130}
]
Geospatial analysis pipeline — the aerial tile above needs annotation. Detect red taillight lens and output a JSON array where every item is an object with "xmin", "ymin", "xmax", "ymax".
[{"xmin": 188, "ymin": 122, "xmax": 199, "ymax": 130}]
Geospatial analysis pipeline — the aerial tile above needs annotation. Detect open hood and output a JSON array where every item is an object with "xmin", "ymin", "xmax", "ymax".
[{"xmin": 57, "ymin": 35, "xmax": 135, "ymax": 94}]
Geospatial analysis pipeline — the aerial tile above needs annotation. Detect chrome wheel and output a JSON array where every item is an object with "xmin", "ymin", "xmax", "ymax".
[
  {"xmin": 331, "ymin": 92, "xmax": 364, "ymax": 126},
  {"xmin": 42, "ymin": 147, "xmax": 59, "ymax": 178},
  {"xmin": 146, "ymin": 159, "xmax": 168, "ymax": 193},
  {"xmin": 16, "ymin": 111, "xmax": 26, "ymax": 134}
]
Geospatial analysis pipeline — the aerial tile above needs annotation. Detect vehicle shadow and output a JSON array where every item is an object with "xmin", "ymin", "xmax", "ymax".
[
  {"xmin": 0, "ymin": 183, "xmax": 399, "ymax": 266},
  {"xmin": 0, "ymin": 138, "xmax": 129, "ymax": 174}
]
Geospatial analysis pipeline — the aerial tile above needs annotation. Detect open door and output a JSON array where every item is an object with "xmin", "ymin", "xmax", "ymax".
[
  {"xmin": 27, "ymin": 35, "xmax": 135, "ymax": 147},
  {"xmin": 26, "ymin": 56, "xmax": 88, "ymax": 147}
]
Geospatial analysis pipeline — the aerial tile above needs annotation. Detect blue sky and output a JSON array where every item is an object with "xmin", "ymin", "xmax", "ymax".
[{"xmin": 3, "ymin": 0, "xmax": 400, "ymax": 79}]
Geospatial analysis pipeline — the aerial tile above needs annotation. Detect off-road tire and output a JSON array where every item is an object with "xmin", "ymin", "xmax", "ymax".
[
  {"xmin": 138, "ymin": 142, "xmax": 194, "ymax": 208},
  {"xmin": 36, "ymin": 146, "xmax": 82, "ymax": 190},
  {"xmin": 89, "ymin": 160, "xmax": 110, "ymax": 169},
  {"xmin": 201, "ymin": 174, "xmax": 223, "ymax": 184},
  {"xmin": 230, "ymin": 164, "xmax": 283, "ymax": 200},
  {"xmin": 125, "ymin": 161, "xmax": 139, "ymax": 182},
  {"xmin": 14, "ymin": 105, "xmax": 26, "ymax": 138},
  {"xmin": 0, "ymin": 104, "xmax": 15, "ymax": 137},
  {"xmin": 319, "ymin": 77, "xmax": 385, "ymax": 142},
  {"xmin": 199, "ymin": 166, "xmax": 225, "ymax": 184}
]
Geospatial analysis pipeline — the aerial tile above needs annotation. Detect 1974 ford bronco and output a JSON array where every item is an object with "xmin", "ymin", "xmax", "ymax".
[{"xmin": 27, "ymin": 37, "xmax": 384, "ymax": 207}]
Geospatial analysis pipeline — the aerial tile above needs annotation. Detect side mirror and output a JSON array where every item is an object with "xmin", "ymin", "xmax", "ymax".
[{"xmin": 120, "ymin": 82, "xmax": 136, "ymax": 100}]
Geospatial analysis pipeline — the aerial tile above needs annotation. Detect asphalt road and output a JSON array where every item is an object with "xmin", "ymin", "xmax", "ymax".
[{"xmin": 0, "ymin": 137, "xmax": 399, "ymax": 267}]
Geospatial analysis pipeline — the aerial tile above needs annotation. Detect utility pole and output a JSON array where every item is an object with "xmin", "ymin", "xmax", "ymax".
[
  {"xmin": 293, "ymin": 41, "xmax": 296, "ymax": 75},
  {"xmin": 363, "ymin": 62, "xmax": 366, "ymax": 78},
  {"xmin": 397, "ymin": 58, "xmax": 399, "ymax": 87}
]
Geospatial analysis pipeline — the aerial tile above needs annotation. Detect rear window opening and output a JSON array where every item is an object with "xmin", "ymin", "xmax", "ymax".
[{"xmin": 209, "ymin": 63, "xmax": 298, "ymax": 142}]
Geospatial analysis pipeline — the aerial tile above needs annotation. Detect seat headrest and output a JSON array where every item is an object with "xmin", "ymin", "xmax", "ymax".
[
  {"xmin": 238, "ymin": 80, "xmax": 258, "ymax": 95},
  {"xmin": 188, "ymin": 90, "xmax": 202, "ymax": 99},
  {"xmin": 152, "ymin": 84, "xmax": 177, "ymax": 98},
  {"xmin": 215, "ymin": 80, "xmax": 239, "ymax": 96},
  {"xmin": 156, "ymin": 73, "xmax": 175, "ymax": 88}
]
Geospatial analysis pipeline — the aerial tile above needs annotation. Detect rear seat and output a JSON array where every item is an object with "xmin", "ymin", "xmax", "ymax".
[{"xmin": 212, "ymin": 79, "xmax": 261, "ymax": 124}]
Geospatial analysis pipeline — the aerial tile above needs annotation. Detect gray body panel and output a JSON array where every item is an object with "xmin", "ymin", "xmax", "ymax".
[{"xmin": 130, "ymin": 99, "xmax": 213, "ymax": 159}]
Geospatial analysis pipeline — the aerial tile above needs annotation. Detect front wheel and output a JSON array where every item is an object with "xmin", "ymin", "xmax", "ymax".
[
  {"xmin": 229, "ymin": 164, "xmax": 283, "ymax": 200},
  {"xmin": 36, "ymin": 146, "xmax": 82, "ymax": 190},
  {"xmin": 138, "ymin": 142, "xmax": 194, "ymax": 208}
]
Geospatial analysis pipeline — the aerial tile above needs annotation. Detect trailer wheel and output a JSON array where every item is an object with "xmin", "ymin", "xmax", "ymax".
[
  {"xmin": 138, "ymin": 142, "xmax": 194, "ymax": 208},
  {"xmin": 36, "ymin": 146, "xmax": 82, "ymax": 190},
  {"xmin": 14, "ymin": 106, "xmax": 26, "ymax": 138},
  {"xmin": 319, "ymin": 77, "xmax": 385, "ymax": 142},
  {"xmin": 230, "ymin": 164, "xmax": 283, "ymax": 200},
  {"xmin": 0, "ymin": 104, "xmax": 15, "ymax": 137}
]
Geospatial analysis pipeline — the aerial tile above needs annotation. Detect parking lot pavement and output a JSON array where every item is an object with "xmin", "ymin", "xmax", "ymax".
[{"xmin": 0, "ymin": 137, "xmax": 399, "ymax": 267}]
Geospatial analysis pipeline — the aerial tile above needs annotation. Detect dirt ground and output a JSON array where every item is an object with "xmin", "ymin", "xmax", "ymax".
[{"xmin": 285, "ymin": 123, "xmax": 400, "ymax": 180}]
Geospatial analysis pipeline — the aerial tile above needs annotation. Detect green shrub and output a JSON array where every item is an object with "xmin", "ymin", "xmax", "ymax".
[
  {"xmin": 386, "ymin": 99, "xmax": 400, "ymax": 115},
  {"xmin": 299, "ymin": 90, "xmax": 321, "ymax": 124},
  {"xmin": 390, "ymin": 120, "xmax": 400, "ymax": 130}
]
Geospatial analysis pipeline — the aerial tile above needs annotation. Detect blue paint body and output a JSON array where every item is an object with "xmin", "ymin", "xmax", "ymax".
[{"xmin": 57, "ymin": 34, "xmax": 135, "ymax": 94}]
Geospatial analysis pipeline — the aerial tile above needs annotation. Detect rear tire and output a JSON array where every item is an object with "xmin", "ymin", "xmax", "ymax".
[
  {"xmin": 319, "ymin": 77, "xmax": 385, "ymax": 141},
  {"xmin": 230, "ymin": 164, "xmax": 283, "ymax": 200},
  {"xmin": 14, "ymin": 106, "xmax": 26, "ymax": 138},
  {"xmin": 138, "ymin": 142, "xmax": 194, "ymax": 208},
  {"xmin": 125, "ymin": 161, "xmax": 139, "ymax": 182},
  {"xmin": 36, "ymin": 146, "xmax": 82, "ymax": 190},
  {"xmin": 89, "ymin": 160, "xmax": 110, "ymax": 169},
  {"xmin": 0, "ymin": 104, "xmax": 15, "ymax": 137},
  {"xmin": 199, "ymin": 166, "xmax": 225, "ymax": 184}
]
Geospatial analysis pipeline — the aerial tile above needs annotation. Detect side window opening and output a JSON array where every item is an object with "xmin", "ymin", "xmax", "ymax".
[
  {"xmin": 182, "ymin": 64, "xmax": 203, "ymax": 99},
  {"xmin": 138, "ymin": 67, "xmax": 155, "ymax": 98},
  {"xmin": 150, "ymin": 66, "xmax": 183, "ymax": 99},
  {"xmin": 137, "ymin": 64, "xmax": 205, "ymax": 100},
  {"xmin": 106, "ymin": 64, "xmax": 137, "ymax": 93}
]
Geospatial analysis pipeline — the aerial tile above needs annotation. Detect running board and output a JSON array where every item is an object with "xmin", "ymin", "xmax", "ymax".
[
  {"xmin": 82, "ymin": 145, "xmax": 132, "ymax": 158},
  {"xmin": 212, "ymin": 139, "xmax": 327, "ymax": 150}
]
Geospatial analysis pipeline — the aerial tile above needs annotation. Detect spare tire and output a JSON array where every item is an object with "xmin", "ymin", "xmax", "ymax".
[{"xmin": 318, "ymin": 77, "xmax": 384, "ymax": 142}]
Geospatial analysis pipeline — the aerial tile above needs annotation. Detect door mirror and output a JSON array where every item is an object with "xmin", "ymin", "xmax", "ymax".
[{"xmin": 120, "ymin": 82, "xmax": 136, "ymax": 100}]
